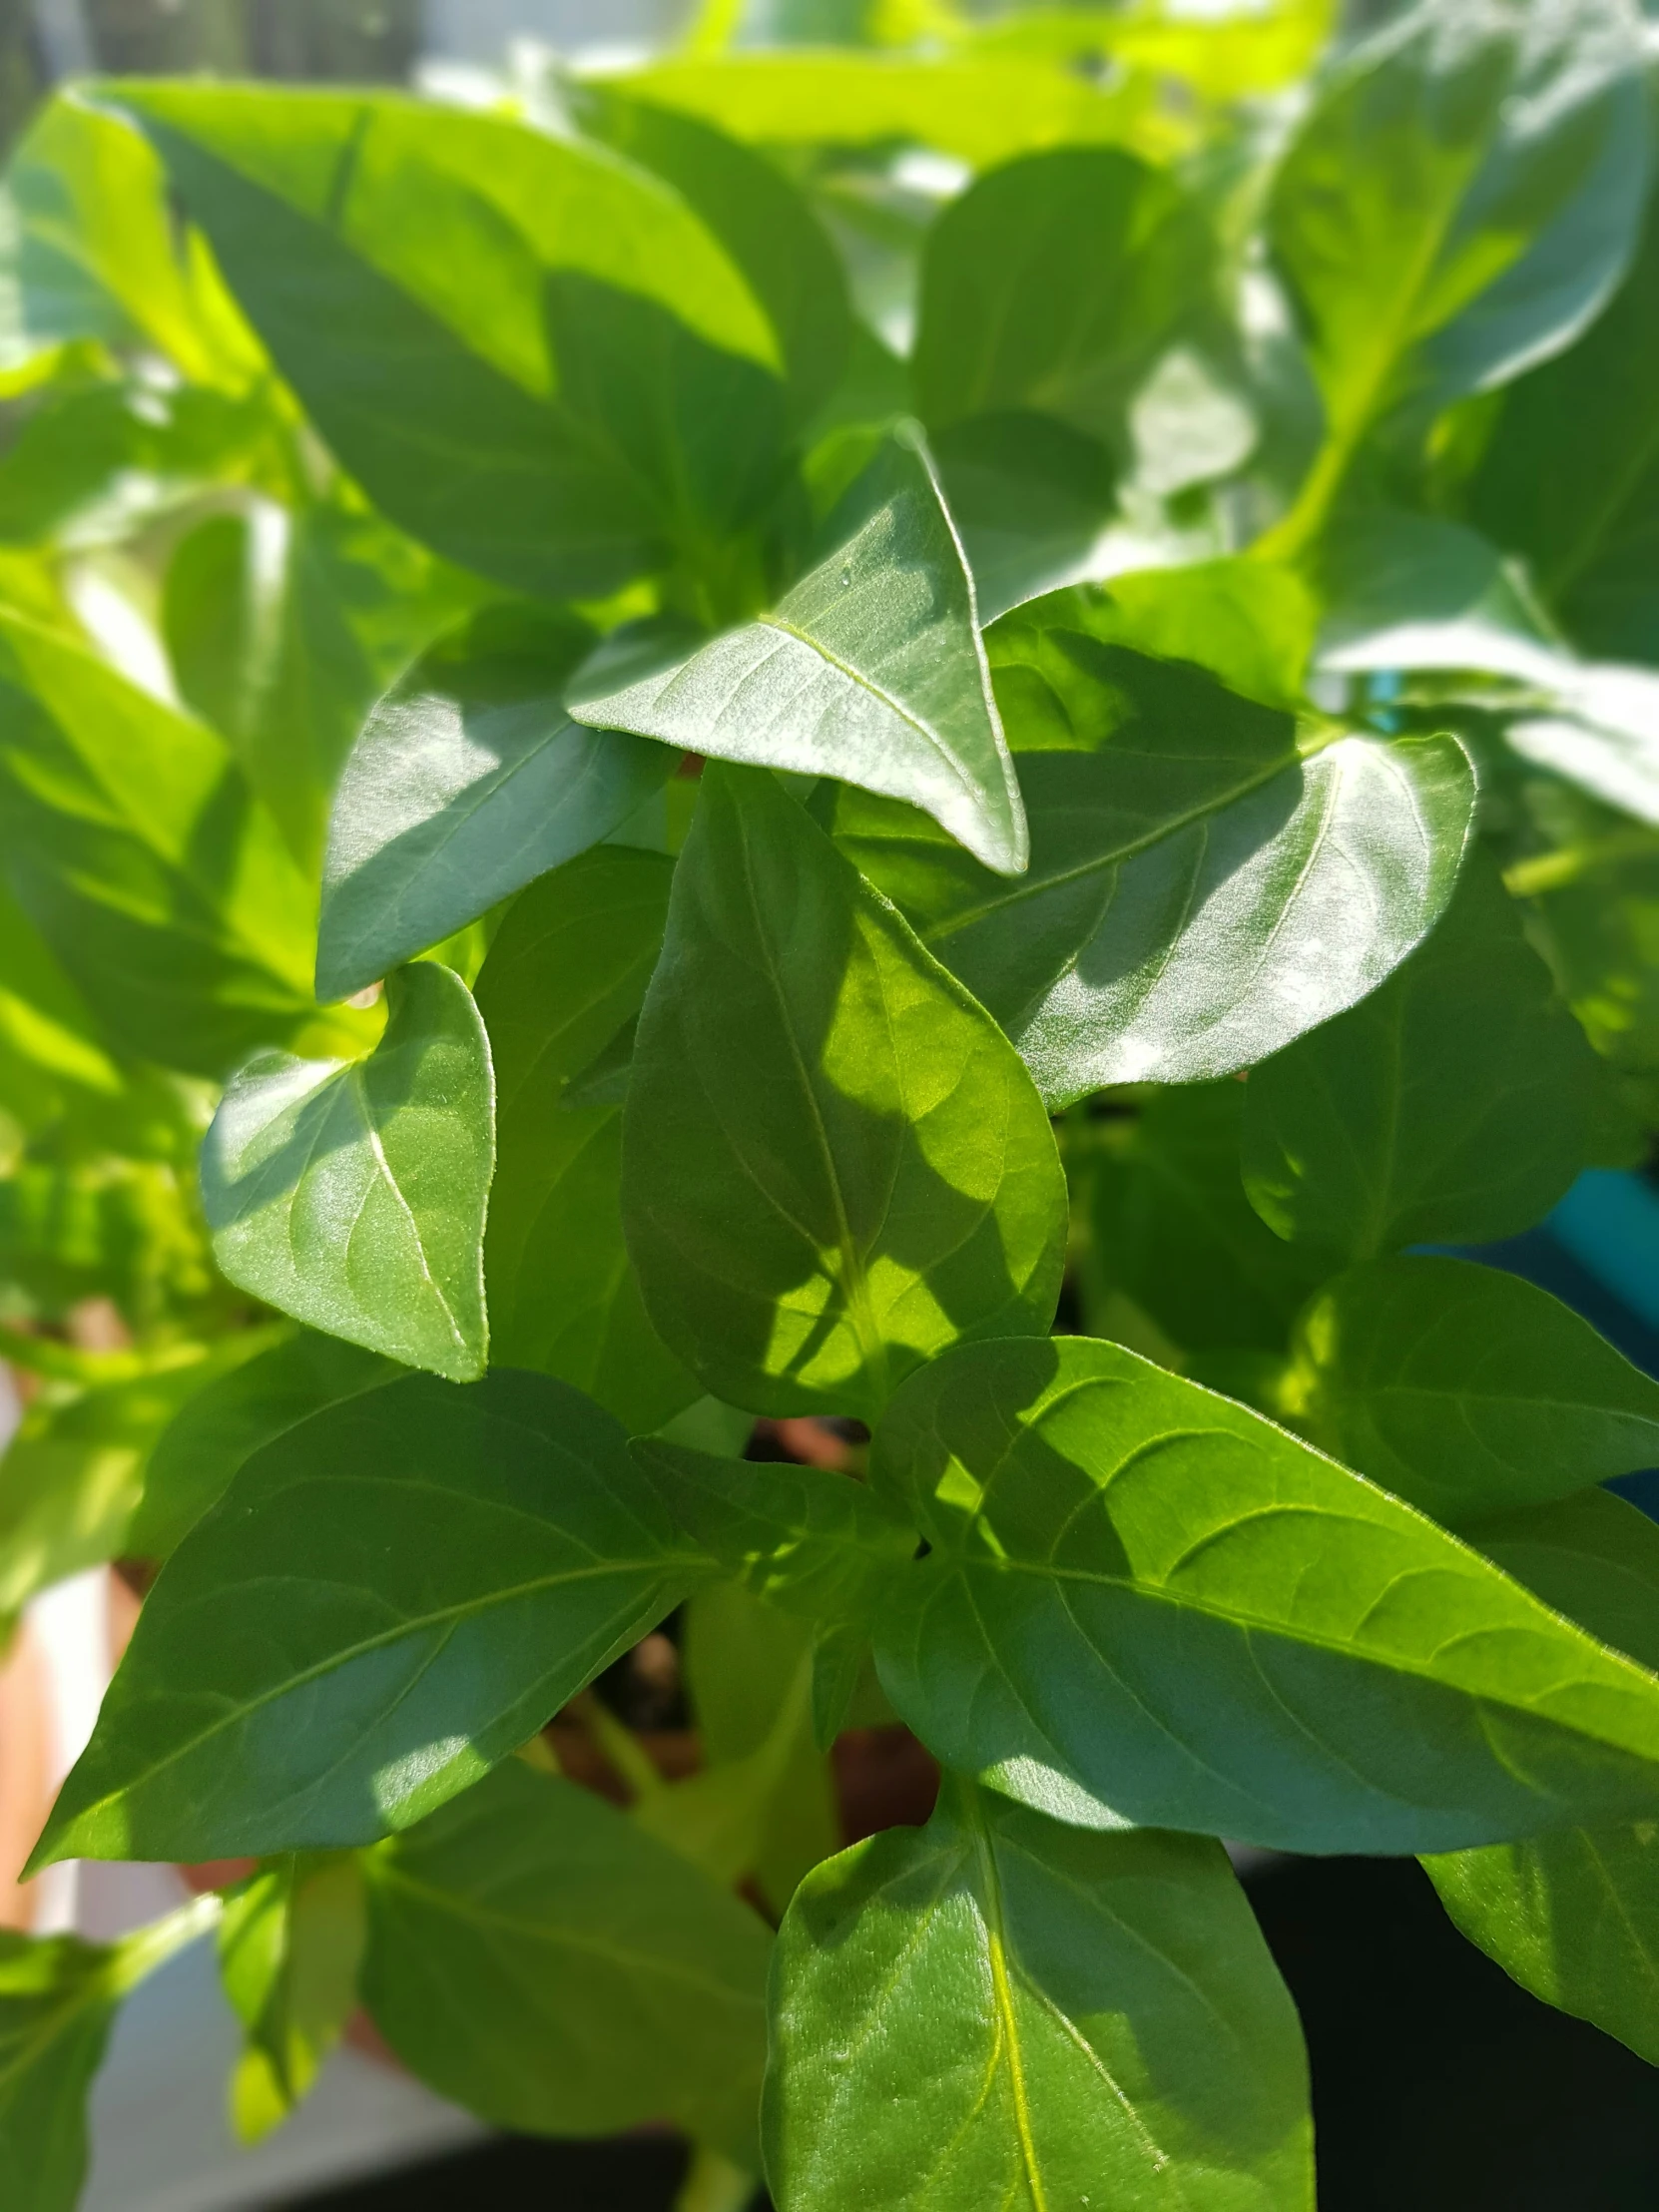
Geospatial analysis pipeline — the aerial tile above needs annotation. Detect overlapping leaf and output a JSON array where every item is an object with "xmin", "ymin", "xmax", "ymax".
[
  {"xmin": 31, "ymin": 1371, "xmax": 710, "ymax": 1865},
  {"xmin": 569, "ymin": 427, "xmax": 1026, "ymax": 874},
  {"xmin": 1242, "ymin": 852, "xmax": 1602, "ymax": 1257},
  {"xmin": 218, "ymin": 1858, "xmax": 365, "ymax": 2142},
  {"xmin": 622, "ymin": 765, "xmax": 1065, "ymax": 1420},
  {"xmin": 361, "ymin": 1762, "xmax": 771, "ymax": 2162},
  {"xmin": 767, "ymin": 1779, "xmax": 1313, "ymax": 2212},
  {"xmin": 870, "ymin": 1335, "xmax": 1659, "ymax": 1854},
  {"xmin": 834, "ymin": 612, "xmax": 1472, "ymax": 1099}
]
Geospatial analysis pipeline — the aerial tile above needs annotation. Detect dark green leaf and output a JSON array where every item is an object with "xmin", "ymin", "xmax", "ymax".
[
  {"xmin": 834, "ymin": 624, "xmax": 1472, "ymax": 1100},
  {"xmin": 32, "ymin": 1370, "xmax": 709, "ymax": 1866},
  {"xmin": 219, "ymin": 1856, "xmax": 365, "ymax": 2142},
  {"xmin": 623, "ymin": 765, "xmax": 1066, "ymax": 1420},
  {"xmin": 929, "ymin": 410, "xmax": 1119, "ymax": 625},
  {"xmin": 1242, "ymin": 850, "xmax": 1602, "ymax": 1259},
  {"xmin": 871, "ymin": 1334, "xmax": 1659, "ymax": 1854},
  {"xmin": 766, "ymin": 1777, "xmax": 1312, "ymax": 2212},
  {"xmin": 631, "ymin": 1436, "xmax": 915, "ymax": 1627},
  {"xmin": 1426, "ymin": 1490, "xmax": 1659, "ymax": 2065},
  {"xmin": 113, "ymin": 85, "xmax": 788, "ymax": 599},
  {"xmin": 1296, "ymin": 1254, "xmax": 1659, "ymax": 1523},
  {"xmin": 317, "ymin": 607, "xmax": 674, "ymax": 1003},
  {"xmin": 569, "ymin": 83, "xmax": 851, "ymax": 430},
  {"xmin": 1085, "ymin": 1081, "xmax": 1331, "ymax": 1356},
  {"xmin": 0, "ymin": 607, "xmax": 343, "ymax": 1080},
  {"xmin": 913, "ymin": 147, "xmax": 1215, "ymax": 455},
  {"xmin": 360, "ymin": 1761, "xmax": 771, "ymax": 2160},
  {"xmin": 568, "ymin": 426, "xmax": 1027, "ymax": 876},
  {"xmin": 1470, "ymin": 170, "xmax": 1659, "ymax": 663},
  {"xmin": 476, "ymin": 846, "xmax": 698, "ymax": 1433},
  {"xmin": 131, "ymin": 1328, "xmax": 403, "ymax": 1559},
  {"xmin": 201, "ymin": 961, "xmax": 494, "ymax": 1383},
  {"xmin": 1267, "ymin": 0, "xmax": 1649, "ymax": 545},
  {"xmin": 0, "ymin": 1933, "xmax": 118, "ymax": 2212}
]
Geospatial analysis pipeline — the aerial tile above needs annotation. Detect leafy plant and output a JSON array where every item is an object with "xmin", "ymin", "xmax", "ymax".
[{"xmin": 2, "ymin": 2, "xmax": 1659, "ymax": 2205}]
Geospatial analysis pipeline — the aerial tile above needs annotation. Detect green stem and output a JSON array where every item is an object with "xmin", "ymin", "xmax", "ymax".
[
  {"xmin": 675, "ymin": 2144, "xmax": 757, "ymax": 2212},
  {"xmin": 0, "ymin": 1324, "xmax": 147, "ymax": 1386},
  {"xmin": 105, "ymin": 1890, "xmax": 224, "ymax": 2000}
]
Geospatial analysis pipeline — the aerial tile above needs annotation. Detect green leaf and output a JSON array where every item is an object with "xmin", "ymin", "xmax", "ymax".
[
  {"xmin": 0, "ymin": 875, "xmax": 121, "ymax": 1115},
  {"xmin": 200, "ymin": 962, "xmax": 494, "ymax": 1383},
  {"xmin": 219, "ymin": 1856, "xmax": 365, "ymax": 2143},
  {"xmin": 1470, "ymin": 171, "xmax": 1659, "ymax": 662},
  {"xmin": 569, "ymin": 84, "xmax": 852, "ymax": 430},
  {"xmin": 0, "ymin": 1333, "xmax": 279, "ymax": 1619},
  {"xmin": 113, "ymin": 84, "xmax": 787, "ymax": 599},
  {"xmin": 475, "ymin": 845, "xmax": 699, "ymax": 1432},
  {"xmin": 1084, "ymin": 1081, "xmax": 1332, "ymax": 1356},
  {"xmin": 0, "ymin": 92, "xmax": 244, "ymax": 385},
  {"xmin": 595, "ymin": 50, "xmax": 1160, "ymax": 171},
  {"xmin": 913, "ymin": 147, "xmax": 1215, "ymax": 454},
  {"xmin": 165, "ymin": 498, "xmax": 481, "ymax": 878},
  {"xmin": 1266, "ymin": 0, "xmax": 1650, "ymax": 548},
  {"xmin": 1241, "ymin": 849, "xmax": 1602, "ymax": 1259},
  {"xmin": 682, "ymin": 1581, "xmax": 839, "ymax": 1908},
  {"xmin": 0, "ymin": 606, "xmax": 339, "ymax": 1080},
  {"xmin": 833, "ymin": 625, "xmax": 1472, "ymax": 1100},
  {"xmin": 631, "ymin": 1437, "xmax": 916, "ymax": 1628},
  {"xmin": 622, "ymin": 765, "xmax": 1066, "ymax": 1421},
  {"xmin": 1426, "ymin": 1490, "xmax": 1659, "ymax": 2065},
  {"xmin": 360, "ymin": 1761, "xmax": 771, "ymax": 2161},
  {"xmin": 928, "ymin": 410, "xmax": 1119, "ymax": 626},
  {"xmin": 131, "ymin": 1328, "xmax": 403, "ymax": 1559},
  {"xmin": 32, "ymin": 1370, "xmax": 709, "ymax": 1866},
  {"xmin": 765, "ymin": 1777, "xmax": 1313, "ymax": 2212},
  {"xmin": 1295, "ymin": 1254, "xmax": 1659, "ymax": 1523},
  {"xmin": 870, "ymin": 1333, "xmax": 1659, "ymax": 1854},
  {"xmin": 567, "ymin": 425, "xmax": 1027, "ymax": 876},
  {"xmin": 0, "ymin": 1933, "xmax": 119, "ymax": 2212},
  {"xmin": 317, "ymin": 606, "xmax": 674, "ymax": 1005}
]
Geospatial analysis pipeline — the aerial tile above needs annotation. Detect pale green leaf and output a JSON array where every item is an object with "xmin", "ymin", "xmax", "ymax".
[
  {"xmin": 219, "ymin": 1857, "xmax": 365, "ymax": 2143},
  {"xmin": 200, "ymin": 962, "xmax": 494, "ymax": 1383}
]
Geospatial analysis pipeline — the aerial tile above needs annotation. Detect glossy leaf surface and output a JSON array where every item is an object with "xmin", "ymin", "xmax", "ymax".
[
  {"xmin": 34, "ymin": 1371, "xmax": 705, "ymax": 1864},
  {"xmin": 201, "ymin": 962, "xmax": 494, "ymax": 1383},
  {"xmin": 835, "ymin": 624, "xmax": 1472, "ymax": 1099},
  {"xmin": 622, "ymin": 766, "xmax": 1066, "ymax": 1420},
  {"xmin": 568, "ymin": 427, "xmax": 1026, "ymax": 875},
  {"xmin": 871, "ymin": 1335, "xmax": 1659, "ymax": 1855},
  {"xmin": 1427, "ymin": 1490, "xmax": 1659, "ymax": 2065},
  {"xmin": 1242, "ymin": 853, "xmax": 1602, "ymax": 1258},
  {"xmin": 1297, "ymin": 1255, "xmax": 1659, "ymax": 1524},
  {"xmin": 476, "ymin": 846, "xmax": 697, "ymax": 1432},
  {"xmin": 766, "ymin": 1779, "xmax": 1313, "ymax": 2212},
  {"xmin": 317, "ymin": 608, "xmax": 675, "ymax": 1003},
  {"xmin": 361, "ymin": 1762, "xmax": 771, "ymax": 2161}
]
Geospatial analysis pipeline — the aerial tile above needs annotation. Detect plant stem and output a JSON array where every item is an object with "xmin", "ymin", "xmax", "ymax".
[
  {"xmin": 1504, "ymin": 830, "xmax": 1659, "ymax": 899},
  {"xmin": 105, "ymin": 1889, "xmax": 224, "ymax": 1999},
  {"xmin": 675, "ymin": 2144, "xmax": 757, "ymax": 2212}
]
